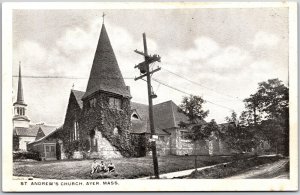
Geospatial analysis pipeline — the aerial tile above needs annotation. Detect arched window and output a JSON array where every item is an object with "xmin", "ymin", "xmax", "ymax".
[
  {"xmin": 131, "ymin": 113, "xmax": 139, "ymax": 120},
  {"xmin": 113, "ymin": 126, "xmax": 121, "ymax": 135},
  {"xmin": 109, "ymin": 97, "xmax": 122, "ymax": 109}
]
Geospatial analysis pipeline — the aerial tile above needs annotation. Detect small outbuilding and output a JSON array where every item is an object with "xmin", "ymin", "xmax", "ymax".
[{"xmin": 28, "ymin": 126, "xmax": 62, "ymax": 161}]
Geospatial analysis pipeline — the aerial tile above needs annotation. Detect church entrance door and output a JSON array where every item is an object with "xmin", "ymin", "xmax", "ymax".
[{"xmin": 44, "ymin": 143, "xmax": 56, "ymax": 160}]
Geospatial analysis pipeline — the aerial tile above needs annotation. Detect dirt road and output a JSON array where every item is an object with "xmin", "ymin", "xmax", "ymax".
[{"xmin": 227, "ymin": 159, "xmax": 289, "ymax": 179}]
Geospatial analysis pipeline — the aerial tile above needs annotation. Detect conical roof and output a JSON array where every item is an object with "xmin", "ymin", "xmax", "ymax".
[
  {"xmin": 14, "ymin": 63, "xmax": 26, "ymax": 106},
  {"xmin": 82, "ymin": 24, "xmax": 131, "ymax": 100}
]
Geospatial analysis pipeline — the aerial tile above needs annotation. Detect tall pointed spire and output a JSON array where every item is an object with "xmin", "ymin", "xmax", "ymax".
[
  {"xmin": 82, "ymin": 23, "xmax": 131, "ymax": 99},
  {"xmin": 14, "ymin": 62, "xmax": 26, "ymax": 105}
]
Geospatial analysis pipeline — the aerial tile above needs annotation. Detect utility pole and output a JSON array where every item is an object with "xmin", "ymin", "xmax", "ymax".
[{"xmin": 134, "ymin": 33, "xmax": 161, "ymax": 179}]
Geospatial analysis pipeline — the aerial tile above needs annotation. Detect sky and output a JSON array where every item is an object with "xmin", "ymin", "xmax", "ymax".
[{"xmin": 12, "ymin": 8, "xmax": 289, "ymax": 126}]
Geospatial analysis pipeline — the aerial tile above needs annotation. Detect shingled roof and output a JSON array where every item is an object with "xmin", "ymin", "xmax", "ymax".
[
  {"xmin": 153, "ymin": 100, "xmax": 189, "ymax": 130},
  {"xmin": 82, "ymin": 24, "xmax": 130, "ymax": 99},
  {"xmin": 35, "ymin": 124, "xmax": 58, "ymax": 140},
  {"xmin": 130, "ymin": 100, "xmax": 190, "ymax": 134},
  {"xmin": 131, "ymin": 119, "xmax": 169, "ymax": 135},
  {"xmin": 72, "ymin": 89, "xmax": 85, "ymax": 109},
  {"xmin": 131, "ymin": 102, "xmax": 149, "ymax": 121},
  {"xmin": 29, "ymin": 126, "xmax": 63, "ymax": 145},
  {"xmin": 14, "ymin": 127, "xmax": 37, "ymax": 137},
  {"xmin": 13, "ymin": 124, "xmax": 57, "ymax": 137}
]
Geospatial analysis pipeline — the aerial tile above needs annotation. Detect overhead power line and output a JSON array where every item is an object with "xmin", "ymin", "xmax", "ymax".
[
  {"xmin": 161, "ymin": 67, "xmax": 244, "ymax": 101},
  {"xmin": 152, "ymin": 78, "xmax": 234, "ymax": 112},
  {"xmin": 12, "ymin": 75, "xmax": 236, "ymax": 111},
  {"xmin": 12, "ymin": 75, "xmax": 135, "ymax": 79}
]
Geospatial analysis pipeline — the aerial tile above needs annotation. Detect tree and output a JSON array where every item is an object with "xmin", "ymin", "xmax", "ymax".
[
  {"xmin": 256, "ymin": 78, "xmax": 288, "ymax": 120},
  {"xmin": 243, "ymin": 93, "xmax": 263, "ymax": 126},
  {"xmin": 225, "ymin": 111, "xmax": 237, "ymax": 123},
  {"xmin": 178, "ymin": 95, "xmax": 209, "ymax": 170},
  {"xmin": 190, "ymin": 119, "xmax": 218, "ymax": 142},
  {"xmin": 178, "ymin": 95, "xmax": 209, "ymax": 124},
  {"xmin": 223, "ymin": 123, "xmax": 256, "ymax": 153},
  {"xmin": 241, "ymin": 78, "xmax": 289, "ymax": 155},
  {"xmin": 223, "ymin": 111, "xmax": 257, "ymax": 153},
  {"xmin": 188, "ymin": 120, "xmax": 219, "ymax": 171}
]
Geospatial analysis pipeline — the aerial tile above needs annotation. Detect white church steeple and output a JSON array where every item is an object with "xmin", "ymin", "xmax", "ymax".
[{"xmin": 13, "ymin": 62, "xmax": 30, "ymax": 128}]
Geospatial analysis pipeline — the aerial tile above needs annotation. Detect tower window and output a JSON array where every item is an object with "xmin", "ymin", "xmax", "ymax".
[
  {"xmin": 113, "ymin": 126, "xmax": 122, "ymax": 135},
  {"xmin": 109, "ymin": 97, "xmax": 122, "ymax": 109},
  {"xmin": 89, "ymin": 98, "xmax": 97, "ymax": 108}
]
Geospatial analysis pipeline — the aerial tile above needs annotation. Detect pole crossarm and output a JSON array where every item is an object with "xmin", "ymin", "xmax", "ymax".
[
  {"xmin": 134, "ymin": 67, "xmax": 161, "ymax": 81},
  {"xmin": 134, "ymin": 49, "xmax": 149, "ymax": 57}
]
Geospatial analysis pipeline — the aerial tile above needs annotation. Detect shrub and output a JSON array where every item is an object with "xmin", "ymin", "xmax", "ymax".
[{"xmin": 13, "ymin": 150, "xmax": 41, "ymax": 161}]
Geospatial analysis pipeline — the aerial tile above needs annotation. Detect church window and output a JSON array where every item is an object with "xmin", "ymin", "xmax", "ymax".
[
  {"xmin": 113, "ymin": 126, "xmax": 121, "ymax": 135},
  {"xmin": 89, "ymin": 98, "xmax": 97, "ymax": 108},
  {"xmin": 131, "ymin": 113, "xmax": 139, "ymax": 120},
  {"xmin": 109, "ymin": 97, "xmax": 122, "ymax": 109},
  {"xmin": 17, "ymin": 107, "xmax": 20, "ymax": 115},
  {"xmin": 113, "ymin": 127, "xmax": 118, "ymax": 135},
  {"xmin": 93, "ymin": 138, "xmax": 97, "ymax": 146},
  {"xmin": 74, "ymin": 121, "xmax": 79, "ymax": 140}
]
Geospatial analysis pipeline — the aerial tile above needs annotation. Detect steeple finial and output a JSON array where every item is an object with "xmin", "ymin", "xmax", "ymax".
[{"xmin": 102, "ymin": 12, "xmax": 106, "ymax": 24}]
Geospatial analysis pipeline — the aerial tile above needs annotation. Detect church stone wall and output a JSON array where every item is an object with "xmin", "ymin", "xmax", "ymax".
[
  {"xmin": 79, "ymin": 92, "xmax": 134, "ymax": 158},
  {"xmin": 93, "ymin": 128, "xmax": 122, "ymax": 158}
]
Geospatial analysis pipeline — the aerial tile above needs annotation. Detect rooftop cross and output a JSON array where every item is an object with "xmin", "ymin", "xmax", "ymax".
[{"xmin": 102, "ymin": 12, "xmax": 106, "ymax": 24}]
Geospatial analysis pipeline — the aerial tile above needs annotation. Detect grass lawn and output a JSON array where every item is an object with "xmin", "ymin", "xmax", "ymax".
[{"xmin": 13, "ymin": 155, "xmax": 241, "ymax": 179}]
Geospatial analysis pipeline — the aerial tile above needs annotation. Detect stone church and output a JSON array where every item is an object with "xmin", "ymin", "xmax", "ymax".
[{"xmin": 28, "ymin": 21, "xmax": 232, "ymax": 160}]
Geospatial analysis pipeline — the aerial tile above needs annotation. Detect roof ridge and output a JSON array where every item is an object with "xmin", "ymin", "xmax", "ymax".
[{"xmin": 153, "ymin": 100, "xmax": 174, "ymax": 107}]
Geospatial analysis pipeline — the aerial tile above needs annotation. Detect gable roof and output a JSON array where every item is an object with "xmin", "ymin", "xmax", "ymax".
[
  {"xmin": 29, "ymin": 126, "xmax": 63, "ymax": 145},
  {"xmin": 72, "ymin": 89, "xmax": 85, "ymax": 109},
  {"xmin": 13, "ymin": 123, "xmax": 57, "ymax": 137},
  {"xmin": 130, "ymin": 100, "xmax": 190, "ymax": 134},
  {"xmin": 14, "ymin": 127, "xmax": 37, "ymax": 137},
  {"xmin": 131, "ymin": 102, "xmax": 149, "ymax": 121},
  {"xmin": 153, "ymin": 100, "xmax": 189, "ymax": 130},
  {"xmin": 82, "ymin": 24, "xmax": 130, "ymax": 100}
]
